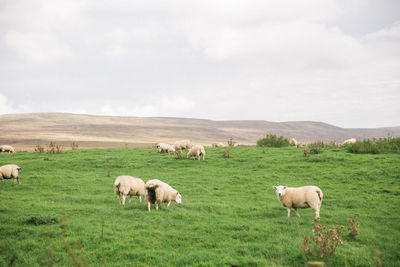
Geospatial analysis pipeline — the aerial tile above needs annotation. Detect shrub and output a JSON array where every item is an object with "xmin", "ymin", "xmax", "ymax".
[
  {"xmin": 227, "ymin": 137, "xmax": 236, "ymax": 147},
  {"xmin": 222, "ymin": 148, "xmax": 231, "ymax": 158},
  {"xmin": 47, "ymin": 142, "xmax": 64, "ymax": 154},
  {"xmin": 34, "ymin": 145, "xmax": 45, "ymax": 154},
  {"xmin": 347, "ymin": 137, "xmax": 400, "ymax": 154},
  {"xmin": 25, "ymin": 215, "xmax": 58, "ymax": 225},
  {"xmin": 256, "ymin": 134, "xmax": 290, "ymax": 147},
  {"xmin": 308, "ymin": 141, "xmax": 325, "ymax": 149},
  {"xmin": 310, "ymin": 148, "xmax": 323, "ymax": 154},
  {"xmin": 71, "ymin": 142, "xmax": 79, "ymax": 150}
]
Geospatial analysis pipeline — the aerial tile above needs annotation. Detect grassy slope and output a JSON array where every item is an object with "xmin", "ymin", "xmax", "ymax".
[{"xmin": 0, "ymin": 147, "xmax": 399, "ymax": 266}]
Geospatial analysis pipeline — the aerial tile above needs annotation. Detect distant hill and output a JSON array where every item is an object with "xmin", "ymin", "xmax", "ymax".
[{"xmin": 0, "ymin": 113, "xmax": 399, "ymax": 151}]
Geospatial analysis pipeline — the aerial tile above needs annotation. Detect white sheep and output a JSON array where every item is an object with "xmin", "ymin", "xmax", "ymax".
[
  {"xmin": 157, "ymin": 143, "xmax": 175, "ymax": 154},
  {"xmin": 144, "ymin": 179, "xmax": 182, "ymax": 211},
  {"xmin": 186, "ymin": 145, "xmax": 205, "ymax": 160},
  {"xmin": 113, "ymin": 175, "xmax": 145, "ymax": 205},
  {"xmin": 0, "ymin": 164, "xmax": 22, "ymax": 184},
  {"xmin": 273, "ymin": 185, "xmax": 323, "ymax": 220},
  {"xmin": 342, "ymin": 138, "xmax": 356, "ymax": 145},
  {"xmin": 290, "ymin": 138, "xmax": 298, "ymax": 147},
  {"xmin": 173, "ymin": 139, "xmax": 192, "ymax": 151},
  {"xmin": 0, "ymin": 145, "xmax": 15, "ymax": 153},
  {"xmin": 212, "ymin": 142, "xmax": 225, "ymax": 148}
]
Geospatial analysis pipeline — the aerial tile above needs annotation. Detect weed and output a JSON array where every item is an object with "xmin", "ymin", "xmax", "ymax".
[
  {"xmin": 34, "ymin": 145, "xmax": 45, "ymax": 154},
  {"xmin": 301, "ymin": 221, "xmax": 344, "ymax": 258},
  {"xmin": 310, "ymin": 148, "xmax": 323, "ymax": 154},
  {"xmin": 227, "ymin": 137, "xmax": 236, "ymax": 147},
  {"xmin": 347, "ymin": 212, "xmax": 360, "ymax": 238},
  {"xmin": 222, "ymin": 148, "xmax": 231, "ymax": 158},
  {"xmin": 71, "ymin": 142, "xmax": 79, "ymax": 150}
]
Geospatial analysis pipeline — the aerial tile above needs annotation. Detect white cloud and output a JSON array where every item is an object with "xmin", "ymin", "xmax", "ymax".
[{"xmin": 0, "ymin": 95, "xmax": 15, "ymax": 114}]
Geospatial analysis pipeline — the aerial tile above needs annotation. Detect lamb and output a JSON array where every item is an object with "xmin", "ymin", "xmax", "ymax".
[
  {"xmin": 144, "ymin": 179, "xmax": 182, "ymax": 211},
  {"xmin": 290, "ymin": 138, "xmax": 298, "ymax": 147},
  {"xmin": 212, "ymin": 142, "xmax": 225, "ymax": 148},
  {"xmin": 186, "ymin": 145, "xmax": 205, "ymax": 160},
  {"xmin": 0, "ymin": 164, "xmax": 22, "ymax": 184},
  {"xmin": 173, "ymin": 139, "xmax": 192, "ymax": 151},
  {"xmin": 157, "ymin": 143, "xmax": 175, "ymax": 154},
  {"xmin": 342, "ymin": 138, "xmax": 356, "ymax": 145},
  {"xmin": 113, "ymin": 175, "xmax": 145, "ymax": 205},
  {"xmin": 0, "ymin": 145, "xmax": 15, "ymax": 153},
  {"xmin": 273, "ymin": 185, "xmax": 323, "ymax": 220}
]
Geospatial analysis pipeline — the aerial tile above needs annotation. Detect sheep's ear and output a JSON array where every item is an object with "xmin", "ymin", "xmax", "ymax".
[
  {"xmin": 176, "ymin": 192, "xmax": 179, "ymax": 195},
  {"xmin": 273, "ymin": 186, "xmax": 277, "ymax": 190},
  {"xmin": 283, "ymin": 186, "xmax": 287, "ymax": 189}
]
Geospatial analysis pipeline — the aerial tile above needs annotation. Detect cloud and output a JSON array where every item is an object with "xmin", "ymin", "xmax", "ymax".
[{"xmin": 0, "ymin": 95, "xmax": 15, "ymax": 114}]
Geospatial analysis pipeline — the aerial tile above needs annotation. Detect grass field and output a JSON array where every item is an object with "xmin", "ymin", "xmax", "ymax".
[{"xmin": 0, "ymin": 147, "xmax": 399, "ymax": 266}]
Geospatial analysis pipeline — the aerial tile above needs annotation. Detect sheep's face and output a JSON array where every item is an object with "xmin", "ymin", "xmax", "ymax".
[
  {"xmin": 273, "ymin": 185, "xmax": 287, "ymax": 198},
  {"xmin": 175, "ymin": 193, "xmax": 182, "ymax": 204}
]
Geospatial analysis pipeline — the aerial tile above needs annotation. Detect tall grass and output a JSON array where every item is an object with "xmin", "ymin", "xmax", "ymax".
[{"xmin": 346, "ymin": 137, "xmax": 400, "ymax": 154}]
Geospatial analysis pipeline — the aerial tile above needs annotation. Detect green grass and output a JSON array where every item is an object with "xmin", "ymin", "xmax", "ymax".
[{"xmin": 0, "ymin": 147, "xmax": 399, "ymax": 266}]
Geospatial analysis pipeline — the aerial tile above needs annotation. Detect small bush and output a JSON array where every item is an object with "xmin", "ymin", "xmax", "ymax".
[
  {"xmin": 71, "ymin": 142, "xmax": 79, "ymax": 150},
  {"xmin": 308, "ymin": 141, "xmax": 325, "ymax": 149},
  {"xmin": 256, "ymin": 134, "xmax": 290, "ymax": 147},
  {"xmin": 310, "ymin": 148, "xmax": 323, "ymax": 154},
  {"xmin": 227, "ymin": 137, "xmax": 236, "ymax": 147},
  {"xmin": 47, "ymin": 141, "xmax": 64, "ymax": 154},
  {"xmin": 25, "ymin": 215, "xmax": 58, "ymax": 225}
]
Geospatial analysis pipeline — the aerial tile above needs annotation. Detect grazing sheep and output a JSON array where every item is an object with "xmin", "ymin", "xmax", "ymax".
[
  {"xmin": 273, "ymin": 185, "xmax": 323, "ymax": 220},
  {"xmin": 290, "ymin": 138, "xmax": 298, "ymax": 147},
  {"xmin": 144, "ymin": 179, "xmax": 182, "ymax": 211},
  {"xmin": 0, "ymin": 164, "xmax": 21, "ymax": 184},
  {"xmin": 113, "ymin": 176, "xmax": 145, "ymax": 205},
  {"xmin": 0, "ymin": 145, "xmax": 15, "ymax": 153},
  {"xmin": 212, "ymin": 142, "xmax": 225, "ymax": 148},
  {"xmin": 173, "ymin": 139, "xmax": 192, "ymax": 151},
  {"xmin": 186, "ymin": 145, "xmax": 206, "ymax": 160},
  {"xmin": 342, "ymin": 138, "xmax": 356, "ymax": 145},
  {"xmin": 157, "ymin": 143, "xmax": 175, "ymax": 154}
]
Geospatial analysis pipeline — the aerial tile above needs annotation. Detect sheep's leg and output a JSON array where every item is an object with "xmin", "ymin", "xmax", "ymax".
[
  {"xmin": 294, "ymin": 208, "xmax": 300, "ymax": 217},
  {"xmin": 139, "ymin": 196, "xmax": 142, "ymax": 202},
  {"xmin": 17, "ymin": 176, "xmax": 21, "ymax": 184},
  {"xmin": 155, "ymin": 203, "xmax": 159, "ymax": 210},
  {"xmin": 0, "ymin": 176, "xmax": 3, "ymax": 182},
  {"xmin": 122, "ymin": 195, "xmax": 126, "ymax": 205},
  {"xmin": 129, "ymin": 196, "xmax": 132, "ymax": 204},
  {"xmin": 147, "ymin": 202, "xmax": 151, "ymax": 212},
  {"xmin": 116, "ymin": 194, "xmax": 120, "ymax": 204},
  {"xmin": 287, "ymin": 208, "xmax": 291, "ymax": 217},
  {"xmin": 167, "ymin": 201, "xmax": 171, "ymax": 207}
]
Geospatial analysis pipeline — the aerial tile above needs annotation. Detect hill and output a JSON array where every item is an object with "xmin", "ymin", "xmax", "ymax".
[{"xmin": 0, "ymin": 113, "xmax": 399, "ymax": 150}]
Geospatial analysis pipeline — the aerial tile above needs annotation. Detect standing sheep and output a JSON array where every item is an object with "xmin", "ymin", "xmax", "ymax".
[
  {"xmin": 144, "ymin": 179, "xmax": 182, "ymax": 212},
  {"xmin": 290, "ymin": 138, "xmax": 298, "ymax": 147},
  {"xmin": 186, "ymin": 145, "xmax": 206, "ymax": 160},
  {"xmin": 173, "ymin": 140, "xmax": 192, "ymax": 151},
  {"xmin": 0, "ymin": 164, "xmax": 22, "ymax": 184},
  {"xmin": 272, "ymin": 185, "xmax": 323, "ymax": 220},
  {"xmin": 157, "ymin": 143, "xmax": 175, "ymax": 154},
  {"xmin": 114, "ymin": 176, "xmax": 145, "ymax": 205},
  {"xmin": 0, "ymin": 145, "xmax": 15, "ymax": 153}
]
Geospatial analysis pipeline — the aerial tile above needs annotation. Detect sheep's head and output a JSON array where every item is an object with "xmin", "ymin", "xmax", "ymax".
[
  {"xmin": 273, "ymin": 185, "xmax": 287, "ymax": 199},
  {"xmin": 175, "ymin": 192, "xmax": 182, "ymax": 204}
]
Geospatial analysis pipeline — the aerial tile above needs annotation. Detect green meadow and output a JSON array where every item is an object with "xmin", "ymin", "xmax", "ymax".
[{"xmin": 0, "ymin": 147, "xmax": 399, "ymax": 266}]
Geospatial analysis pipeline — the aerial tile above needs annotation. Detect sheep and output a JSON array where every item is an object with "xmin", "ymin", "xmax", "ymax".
[
  {"xmin": 0, "ymin": 164, "xmax": 22, "ymax": 184},
  {"xmin": 0, "ymin": 145, "xmax": 15, "ymax": 153},
  {"xmin": 144, "ymin": 179, "xmax": 182, "ymax": 211},
  {"xmin": 272, "ymin": 185, "xmax": 323, "ymax": 220},
  {"xmin": 212, "ymin": 142, "xmax": 225, "ymax": 148},
  {"xmin": 157, "ymin": 143, "xmax": 175, "ymax": 154},
  {"xmin": 173, "ymin": 139, "xmax": 192, "ymax": 151},
  {"xmin": 186, "ymin": 145, "xmax": 205, "ymax": 160},
  {"xmin": 342, "ymin": 138, "xmax": 356, "ymax": 145},
  {"xmin": 113, "ymin": 175, "xmax": 145, "ymax": 205},
  {"xmin": 290, "ymin": 138, "xmax": 298, "ymax": 147}
]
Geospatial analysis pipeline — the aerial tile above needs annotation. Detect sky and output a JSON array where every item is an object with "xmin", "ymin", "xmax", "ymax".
[{"xmin": 0, "ymin": 0, "xmax": 399, "ymax": 128}]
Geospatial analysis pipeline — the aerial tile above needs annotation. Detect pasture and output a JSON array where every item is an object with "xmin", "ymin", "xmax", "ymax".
[{"xmin": 0, "ymin": 147, "xmax": 399, "ymax": 266}]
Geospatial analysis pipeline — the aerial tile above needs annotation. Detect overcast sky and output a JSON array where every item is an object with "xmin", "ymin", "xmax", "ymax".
[{"xmin": 0, "ymin": 0, "xmax": 399, "ymax": 128}]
